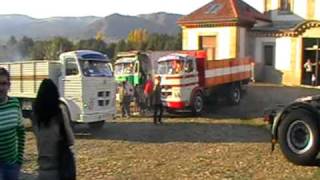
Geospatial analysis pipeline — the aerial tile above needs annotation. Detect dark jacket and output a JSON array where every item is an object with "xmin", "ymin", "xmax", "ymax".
[{"xmin": 152, "ymin": 84, "xmax": 162, "ymax": 105}]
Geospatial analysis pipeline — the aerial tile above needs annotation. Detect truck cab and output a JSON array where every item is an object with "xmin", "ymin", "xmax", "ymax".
[
  {"xmin": 114, "ymin": 51, "xmax": 150, "ymax": 86},
  {"xmin": 157, "ymin": 53, "xmax": 203, "ymax": 114},
  {"xmin": 59, "ymin": 50, "xmax": 116, "ymax": 125},
  {"xmin": 157, "ymin": 50, "xmax": 253, "ymax": 115}
]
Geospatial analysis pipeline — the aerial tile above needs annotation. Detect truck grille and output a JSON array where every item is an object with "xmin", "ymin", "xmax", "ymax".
[{"xmin": 97, "ymin": 91, "xmax": 111, "ymax": 106}]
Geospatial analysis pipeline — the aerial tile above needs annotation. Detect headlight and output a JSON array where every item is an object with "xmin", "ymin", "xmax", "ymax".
[{"xmin": 83, "ymin": 98, "xmax": 94, "ymax": 110}]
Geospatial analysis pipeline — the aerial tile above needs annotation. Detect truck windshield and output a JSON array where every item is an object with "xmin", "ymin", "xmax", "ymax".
[
  {"xmin": 80, "ymin": 60, "xmax": 113, "ymax": 77},
  {"xmin": 158, "ymin": 60, "xmax": 184, "ymax": 75},
  {"xmin": 114, "ymin": 63, "xmax": 134, "ymax": 75}
]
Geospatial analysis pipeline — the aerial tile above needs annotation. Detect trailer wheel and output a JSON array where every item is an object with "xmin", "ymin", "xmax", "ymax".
[
  {"xmin": 278, "ymin": 109, "xmax": 320, "ymax": 165},
  {"xmin": 191, "ymin": 92, "xmax": 204, "ymax": 115},
  {"xmin": 228, "ymin": 84, "xmax": 241, "ymax": 105}
]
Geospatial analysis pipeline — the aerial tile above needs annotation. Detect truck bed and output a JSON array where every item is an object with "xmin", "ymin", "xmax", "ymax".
[
  {"xmin": 0, "ymin": 60, "xmax": 60, "ymax": 98},
  {"xmin": 202, "ymin": 58, "xmax": 253, "ymax": 87}
]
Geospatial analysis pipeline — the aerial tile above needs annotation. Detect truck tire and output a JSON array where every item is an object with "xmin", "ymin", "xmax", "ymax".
[
  {"xmin": 278, "ymin": 109, "xmax": 320, "ymax": 165},
  {"xmin": 191, "ymin": 92, "xmax": 204, "ymax": 115},
  {"xmin": 228, "ymin": 84, "xmax": 241, "ymax": 105},
  {"xmin": 88, "ymin": 121, "xmax": 105, "ymax": 130}
]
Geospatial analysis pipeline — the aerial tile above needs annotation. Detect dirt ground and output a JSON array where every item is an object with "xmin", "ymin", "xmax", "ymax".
[{"xmin": 20, "ymin": 83, "xmax": 320, "ymax": 180}]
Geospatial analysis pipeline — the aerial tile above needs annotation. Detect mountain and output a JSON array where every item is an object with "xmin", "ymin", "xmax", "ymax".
[{"xmin": 0, "ymin": 12, "xmax": 182, "ymax": 43}]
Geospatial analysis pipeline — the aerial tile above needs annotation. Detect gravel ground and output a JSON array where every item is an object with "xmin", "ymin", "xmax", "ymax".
[{"xmin": 20, "ymin": 84, "xmax": 320, "ymax": 180}]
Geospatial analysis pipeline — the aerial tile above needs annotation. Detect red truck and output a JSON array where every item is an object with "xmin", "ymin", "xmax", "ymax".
[{"xmin": 157, "ymin": 50, "xmax": 254, "ymax": 114}]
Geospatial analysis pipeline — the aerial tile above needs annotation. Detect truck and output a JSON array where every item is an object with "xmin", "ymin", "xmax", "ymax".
[
  {"xmin": 0, "ymin": 50, "xmax": 116, "ymax": 128},
  {"xmin": 114, "ymin": 51, "xmax": 174, "ymax": 86},
  {"xmin": 156, "ymin": 50, "xmax": 254, "ymax": 114},
  {"xmin": 265, "ymin": 95, "xmax": 320, "ymax": 165}
]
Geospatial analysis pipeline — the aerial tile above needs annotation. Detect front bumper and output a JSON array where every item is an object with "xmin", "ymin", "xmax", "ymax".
[
  {"xmin": 79, "ymin": 111, "xmax": 115, "ymax": 123},
  {"xmin": 163, "ymin": 101, "xmax": 186, "ymax": 109}
]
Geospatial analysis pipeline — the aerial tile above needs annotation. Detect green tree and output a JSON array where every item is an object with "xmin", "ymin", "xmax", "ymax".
[
  {"xmin": 44, "ymin": 37, "xmax": 73, "ymax": 59},
  {"xmin": 17, "ymin": 36, "xmax": 34, "ymax": 58},
  {"xmin": 31, "ymin": 41, "xmax": 49, "ymax": 60}
]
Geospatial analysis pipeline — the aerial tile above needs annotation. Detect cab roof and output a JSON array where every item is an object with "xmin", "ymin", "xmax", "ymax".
[
  {"xmin": 158, "ymin": 53, "xmax": 190, "ymax": 62},
  {"xmin": 61, "ymin": 50, "xmax": 110, "ymax": 62}
]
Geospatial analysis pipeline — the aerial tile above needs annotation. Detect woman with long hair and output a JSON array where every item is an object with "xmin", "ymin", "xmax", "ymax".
[{"xmin": 32, "ymin": 79, "xmax": 75, "ymax": 180}]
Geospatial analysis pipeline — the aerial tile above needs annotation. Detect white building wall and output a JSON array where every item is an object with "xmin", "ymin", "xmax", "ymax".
[
  {"xmin": 239, "ymin": 28, "xmax": 246, "ymax": 59},
  {"xmin": 293, "ymin": 0, "xmax": 307, "ymax": 19},
  {"xmin": 316, "ymin": 0, "xmax": 320, "ymax": 19},
  {"xmin": 182, "ymin": 27, "xmax": 236, "ymax": 60},
  {"xmin": 275, "ymin": 37, "xmax": 292, "ymax": 70}
]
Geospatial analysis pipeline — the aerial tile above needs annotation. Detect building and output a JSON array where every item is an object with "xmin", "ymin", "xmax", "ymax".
[{"xmin": 177, "ymin": 0, "xmax": 320, "ymax": 86}]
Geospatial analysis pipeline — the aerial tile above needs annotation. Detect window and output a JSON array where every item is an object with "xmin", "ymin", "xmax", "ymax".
[
  {"xmin": 65, "ymin": 58, "xmax": 79, "ymax": 76},
  {"xmin": 184, "ymin": 59, "xmax": 194, "ymax": 73},
  {"xmin": 279, "ymin": 0, "xmax": 293, "ymax": 12},
  {"xmin": 199, "ymin": 36, "xmax": 216, "ymax": 61},
  {"xmin": 263, "ymin": 44, "xmax": 275, "ymax": 66},
  {"xmin": 206, "ymin": 3, "xmax": 223, "ymax": 14},
  {"xmin": 80, "ymin": 60, "xmax": 113, "ymax": 77}
]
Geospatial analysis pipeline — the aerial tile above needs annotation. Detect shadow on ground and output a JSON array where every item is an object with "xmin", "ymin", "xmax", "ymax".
[
  {"xmin": 19, "ymin": 172, "xmax": 37, "ymax": 180},
  {"xmin": 74, "ymin": 121, "xmax": 270, "ymax": 143},
  {"xmin": 201, "ymin": 84, "xmax": 320, "ymax": 119}
]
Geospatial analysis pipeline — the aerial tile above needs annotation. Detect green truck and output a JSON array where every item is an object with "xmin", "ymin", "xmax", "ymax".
[
  {"xmin": 114, "ymin": 51, "xmax": 173, "ymax": 86},
  {"xmin": 114, "ymin": 51, "xmax": 150, "ymax": 86}
]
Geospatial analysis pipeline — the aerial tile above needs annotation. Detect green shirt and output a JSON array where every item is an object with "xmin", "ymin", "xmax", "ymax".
[{"xmin": 0, "ymin": 97, "xmax": 25, "ymax": 164}]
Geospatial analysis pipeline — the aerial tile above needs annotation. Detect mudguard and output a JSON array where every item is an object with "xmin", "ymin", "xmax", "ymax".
[{"xmin": 271, "ymin": 100, "xmax": 320, "ymax": 141}]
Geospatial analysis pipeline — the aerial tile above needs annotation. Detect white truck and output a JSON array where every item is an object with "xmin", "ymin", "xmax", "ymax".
[{"xmin": 0, "ymin": 50, "xmax": 116, "ymax": 128}]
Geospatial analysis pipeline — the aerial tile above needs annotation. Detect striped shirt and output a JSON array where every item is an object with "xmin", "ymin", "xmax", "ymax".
[{"xmin": 0, "ymin": 97, "xmax": 25, "ymax": 164}]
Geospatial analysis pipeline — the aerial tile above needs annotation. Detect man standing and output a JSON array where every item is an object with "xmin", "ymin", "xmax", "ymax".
[
  {"xmin": 121, "ymin": 80, "xmax": 134, "ymax": 118},
  {"xmin": 144, "ymin": 74, "xmax": 154, "ymax": 112},
  {"xmin": 304, "ymin": 59, "xmax": 315, "ymax": 85},
  {"xmin": 152, "ymin": 76, "xmax": 163, "ymax": 124},
  {"xmin": 0, "ymin": 67, "xmax": 25, "ymax": 180}
]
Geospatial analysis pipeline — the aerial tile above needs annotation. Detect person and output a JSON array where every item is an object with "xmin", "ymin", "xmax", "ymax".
[
  {"xmin": 134, "ymin": 84, "xmax": 145, "ymax": 114},
  {"xmin": 144, "ymin": 74, "xmax": 154, "ymax": 112},
  {"xmin": 82, "ymin": 61, "xmax": 98, "ymax": 76},
  {"xmin": 152, "ymin": 76, "xmax": 163, "ymax": 124},
  {"xmin": 121, "ymin": 80, "xmax": 134, "ymax": 118},
  {"xmin": 31, "ymin": 79, "xmax": 75, "ymax": 180},
  {"xmin": 0, "ymin": 67, "xmax": 25, "ymax": 180},
  {"xmin": 312, "ymin": 73, "xmax": 317, "ymax": 86},
  {"xmin": 304, "ymin": 59, "xmax": 316, "ymax": 85}
]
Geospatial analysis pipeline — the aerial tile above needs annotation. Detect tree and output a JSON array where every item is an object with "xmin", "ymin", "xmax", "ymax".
[
  {"xmin": 75, "ymin": 38, "xmax": 107, "ymax": 53},
  {"xmin": 17, "ymin": 36, "xmax": 34, "ymax": 58},
  {"xmin": 44, "ymin": 37, "xmax": 73, "ymax": 59},
  {"xmin": 127, "ymin": 28, "xmax": 149, "ymax": 50},
  {"xmin": 95, "ymin": 31, "xmax": 106, "ymax": 42},
  {"xmin": 6, "ymin": 36, "xmax": 17, "ymax": 47},
  {"xmin": 31, "ymin": 41, "xmax": 49, "ymax": 60}
]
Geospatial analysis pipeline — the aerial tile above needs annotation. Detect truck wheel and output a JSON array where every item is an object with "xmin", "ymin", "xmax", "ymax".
[
  {"xmin": 278, "ymin": 110, "xmax": 320, "ymax": 165},
  {"xmin": 88, "ymin": 121, "xmax": 105, "ymax": 130},
  {"xmin": 191, "ymin": 92, "xmax": 204, "ymax": 115},
  {"xmin": 228, "ymin": 84, "xmax": 241, "ymax": 105}
]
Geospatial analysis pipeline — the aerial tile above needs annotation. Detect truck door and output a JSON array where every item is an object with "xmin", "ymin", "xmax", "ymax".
[{"xmin": 60, "ymin": 57, "xmax": 81, "ymax": 97}]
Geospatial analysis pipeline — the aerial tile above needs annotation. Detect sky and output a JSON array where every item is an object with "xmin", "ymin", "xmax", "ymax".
[{"xmin": 0, "ymin": 0, "xmax": 264, "ymax": 18}]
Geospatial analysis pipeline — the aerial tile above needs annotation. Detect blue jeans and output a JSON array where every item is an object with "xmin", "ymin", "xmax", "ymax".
[{"xmin": 0, "ymin": 162, "xmax": 21, "ymax": 180}]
